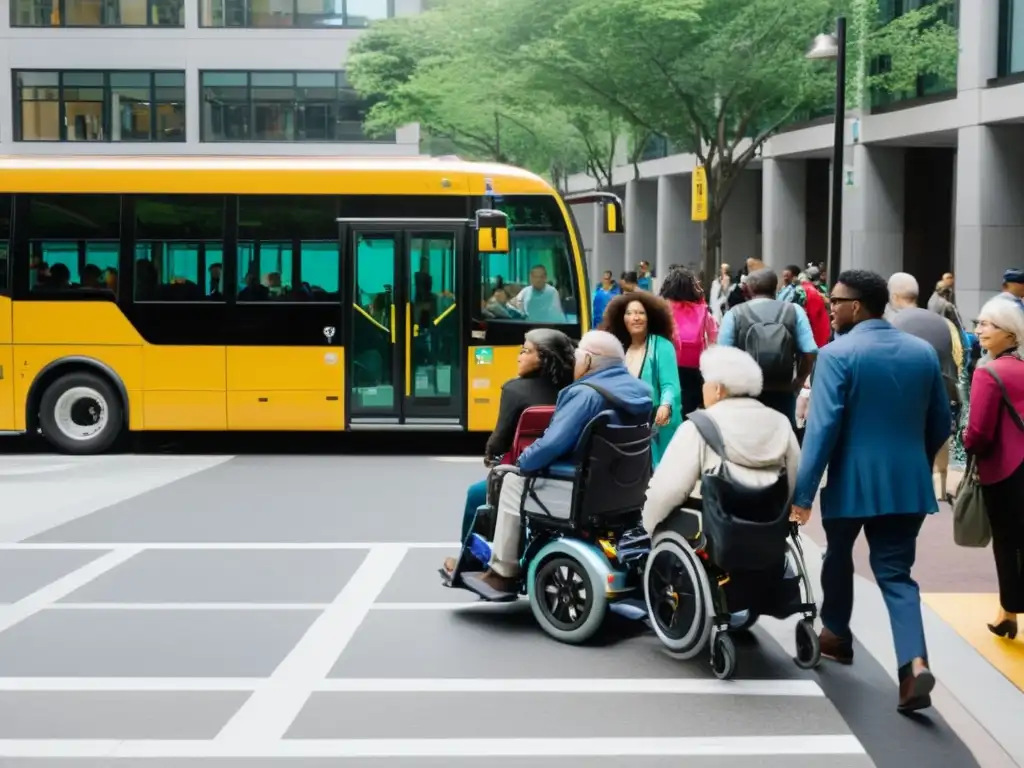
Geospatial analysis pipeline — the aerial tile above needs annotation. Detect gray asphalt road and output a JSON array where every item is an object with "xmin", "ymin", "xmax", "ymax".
[{"xmin": 0, "ymin": 453, "xmax": 987, "ymax": 767}]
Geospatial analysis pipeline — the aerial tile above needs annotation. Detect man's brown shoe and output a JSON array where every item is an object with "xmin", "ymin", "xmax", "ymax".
[
  {"xmin": 819, "ymin": 627, "xmax": 854, "ymax": 664},
  {"xmin": 480, "ymin": 569, "xmax": 519, "ymax": 594},
  {"xmin": 898, "ymin": 664, "xmax": 935, "ymax": 713}
]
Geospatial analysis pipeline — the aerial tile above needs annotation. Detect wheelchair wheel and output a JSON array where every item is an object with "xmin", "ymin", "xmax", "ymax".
[
  {"xmin": 793, "ymin": 618, "xmax": 821, "ymax": 669},
  {"xmin": 643, "ymin": 532, "xmax": 714, "ymax": 660},
  {"xmin": 711, "ymin": 631, "xmax": 737, "ymax": 680},
  {"xmin": 529, "ymin": 555, "xmax": 606, "ymax": 645}
]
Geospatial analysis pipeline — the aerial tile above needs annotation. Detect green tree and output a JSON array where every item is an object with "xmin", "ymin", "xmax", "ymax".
[
  {"xmin": 346, "ymin": 0, "xmax": 624, "ymax": 190},
  {"xmin": 349, "ymin": 0, "xmax": 957, "ymax": 277}
]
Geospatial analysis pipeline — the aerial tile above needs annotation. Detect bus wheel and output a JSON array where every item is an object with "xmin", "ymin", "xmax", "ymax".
[{"xmin": 38, "ymin": 372, "xmax": 123, "ymax": 455}]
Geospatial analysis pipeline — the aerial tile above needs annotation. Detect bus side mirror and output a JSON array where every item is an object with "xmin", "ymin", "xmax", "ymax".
[
  {"xmin": 475, "ymin": 209, "xmax": 510, "ymax": 253},
  {"xmin": 602, "ymin": 200, "xmax": 624, "ymax": 234}
]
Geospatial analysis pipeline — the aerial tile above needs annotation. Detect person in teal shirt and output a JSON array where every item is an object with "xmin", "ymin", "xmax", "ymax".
[{"xmin": 599, "ymin": 291, "xmax": 682, "ymax": 465}]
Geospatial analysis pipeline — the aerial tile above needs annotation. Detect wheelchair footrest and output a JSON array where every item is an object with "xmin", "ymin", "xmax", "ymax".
[{"xmin": 461, "ymin": 572, "xmax": 519, "ymax": 603}]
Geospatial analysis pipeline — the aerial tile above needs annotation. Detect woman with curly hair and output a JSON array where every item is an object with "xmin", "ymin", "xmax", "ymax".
[
  {"xmin": 600, "ymin": 291, "xmax": 682, "ymax": 466},
  {"xmin": 660, "ymin": 266, "xmax": 718, "ymax": 418},
  {"xmin": 443, "ymin": 328, "xmax": 576, "ymax": 575}
]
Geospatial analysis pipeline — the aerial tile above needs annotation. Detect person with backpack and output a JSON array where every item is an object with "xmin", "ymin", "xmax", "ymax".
[
  {"xmin": 641, "ymin": 345, "xmax": 800, "ymax": 538},
  {"xmin": 718, "ymin": 268, "xmax": 818, "ymax": 428},
  {"xmin": 659, "ymin": 266, "xmax": 718, "ymax": 418},
  {"xmin": 600, "ymin": 292, "xmax": 682, "ymax": 467}
]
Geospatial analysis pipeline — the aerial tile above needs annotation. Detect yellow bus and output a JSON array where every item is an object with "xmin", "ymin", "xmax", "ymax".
[{"xmin": 0, "ymin": 156, "xmax": 623, "ymax": 454}]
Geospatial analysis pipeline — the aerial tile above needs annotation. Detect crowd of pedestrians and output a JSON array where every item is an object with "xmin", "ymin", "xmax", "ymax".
[{"xmin": 588, "ymin": 256, "xmax": 1023, "ymax": 710}]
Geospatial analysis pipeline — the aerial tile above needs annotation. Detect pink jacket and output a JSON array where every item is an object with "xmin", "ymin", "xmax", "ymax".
[{"xmin": 963, "ymin": 354, "xmax": 1024, "ymax": 485}]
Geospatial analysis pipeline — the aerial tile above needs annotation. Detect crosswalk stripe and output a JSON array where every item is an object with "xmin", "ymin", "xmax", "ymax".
[{"xmin": 0, "ymin": 735, "xmax": 866, "ymax": 758}]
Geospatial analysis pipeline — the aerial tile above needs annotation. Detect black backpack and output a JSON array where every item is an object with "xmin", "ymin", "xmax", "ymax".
[
  {"xmin": 732, "ymin": 300, "xmax": 798, "ymax": 390},
  {"xmin": 688, "ymin": 410, "xmax": 791, "ymax": 572}
]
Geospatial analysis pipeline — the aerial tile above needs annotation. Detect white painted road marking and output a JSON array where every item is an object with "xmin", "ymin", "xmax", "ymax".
[
  {"xmin": 215, "ymin": 543, "xmax": 408, "ymax": 742},
  {"xmin": 0, "ymin": 677, "xmax": 826, "ymax": 696},
  {"xmin": 0, "ymin": 735, "xmax": 866, "ymax": 758},
  {"xmin": 0, "ymin": 548, "xmax": 143, "ymax": 634}
]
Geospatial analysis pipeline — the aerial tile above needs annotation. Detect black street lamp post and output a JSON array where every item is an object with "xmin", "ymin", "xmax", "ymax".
[{"xmin": 807, "ymin": 16, "xmax": 847, "ymax": 286}]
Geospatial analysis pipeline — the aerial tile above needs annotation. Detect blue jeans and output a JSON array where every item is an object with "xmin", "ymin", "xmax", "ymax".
[
  {"xmin": 462, "ymin": 479, "xmax": 488, "ymax": 542},
  {"xmin": 821, "ymin": 513, "xmax": 928, "ymax": 669}
]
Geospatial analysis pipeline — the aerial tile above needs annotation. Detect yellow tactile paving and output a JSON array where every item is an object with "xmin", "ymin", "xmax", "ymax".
[{"xmin": 925, "ymin": 593, "xmax": 1024, "ymax": 692}]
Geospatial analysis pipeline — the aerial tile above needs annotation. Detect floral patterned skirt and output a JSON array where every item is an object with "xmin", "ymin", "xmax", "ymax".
[{"xmin": 950, "ymin": 367, "xmax": 970, "ymax": 468}]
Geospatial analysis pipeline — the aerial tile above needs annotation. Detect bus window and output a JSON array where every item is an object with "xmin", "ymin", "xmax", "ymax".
[
  {"xmin": 134, "ymin": 195, "xmax": 226, "ymax": 302},
  {"xmin": 236, "ymin": 195, "xmax": 341, "ymax": 302},
  {"xmin": 476, "ymin": 233, "xmax": 577, "ymax": 325},
  {"xmin": 236, "ymin": 241, "xmax": 340, "ymax": 302},
  {"xmin": 25, "ymin": 194, "xmax": 120, "ymax": 295}
]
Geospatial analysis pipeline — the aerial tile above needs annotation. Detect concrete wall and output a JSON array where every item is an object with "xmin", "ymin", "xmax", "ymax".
[
  {"xmin": 0, "ymin": 0, "xmax": 422, "ymax": 155},
  {"xmin": 954, "ymin": 124, "xmax": 1024, "ymax": 321}
]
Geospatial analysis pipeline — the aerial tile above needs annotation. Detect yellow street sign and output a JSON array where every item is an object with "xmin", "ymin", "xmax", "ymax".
[{"xmin": 692, "ymin": 166, "xmax": 708, "ymax": 222}]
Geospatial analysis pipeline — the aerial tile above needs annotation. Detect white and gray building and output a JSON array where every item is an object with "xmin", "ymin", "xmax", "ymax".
[
  {"xmin": 0, "ymin": 0, "xmax": 422, "ymax": 156},
  {"xmin": 570, "ymin": 1, "xmax": 1024, "ymax": 321}
]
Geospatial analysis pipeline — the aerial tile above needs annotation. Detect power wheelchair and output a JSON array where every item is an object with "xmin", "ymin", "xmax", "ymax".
[{"xmin": 440, "ymin": 407, "xmax": 654, "ymax": 645}]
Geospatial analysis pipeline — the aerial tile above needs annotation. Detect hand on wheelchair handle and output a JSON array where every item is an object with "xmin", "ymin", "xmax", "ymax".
[{"xmin": 789, "ymin": 505, "xmax": 812, "ymax": 526}]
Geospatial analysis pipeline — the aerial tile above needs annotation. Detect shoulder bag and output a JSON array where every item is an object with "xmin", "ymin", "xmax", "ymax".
[{"xmin": 952, "ymin": 364, "xmax": 1022, "ymax": 547}]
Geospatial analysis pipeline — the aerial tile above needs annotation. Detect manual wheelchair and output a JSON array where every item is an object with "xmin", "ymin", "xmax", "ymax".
[
  {"xmin": 441, "ymin": 407, "xmax": 653, "ymax": 645},
  {"xmin": 643, "ymin": 502, "xmax": 822, "ymax": 680}
]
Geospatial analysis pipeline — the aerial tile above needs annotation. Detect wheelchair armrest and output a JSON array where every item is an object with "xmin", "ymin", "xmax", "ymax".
[{"xmin": 488, "ymin": 464, "xmax": 522, "ymax": 478}]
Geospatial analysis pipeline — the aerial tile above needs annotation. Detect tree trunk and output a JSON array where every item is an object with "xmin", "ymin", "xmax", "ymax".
[{"xmin": 700, "ymin": 209, "xmax": 723, "ymax": 290}]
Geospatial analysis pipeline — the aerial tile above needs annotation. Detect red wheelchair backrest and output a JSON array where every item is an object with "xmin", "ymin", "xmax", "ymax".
[{"xmin": 500, "ymin": 405, "xmax": 556, "ymax": 464}]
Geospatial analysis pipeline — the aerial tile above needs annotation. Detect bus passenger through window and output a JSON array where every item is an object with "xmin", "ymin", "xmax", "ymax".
[
  {"xmin": 25, "ymin": 194, "xmax": 120, "ymax": 297},
  {"xmin": 477, "ymin": 233, "xmax": 577, "ymax": 324},
  {"xmin": 133, "ymin": 195, "xmax": 226, "ymax": 302}
]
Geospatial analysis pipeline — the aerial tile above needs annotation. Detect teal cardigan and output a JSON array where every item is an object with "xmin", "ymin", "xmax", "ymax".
[{"xmin": 638, "ymin": 334, "xmax": 682, "ymax": 466}]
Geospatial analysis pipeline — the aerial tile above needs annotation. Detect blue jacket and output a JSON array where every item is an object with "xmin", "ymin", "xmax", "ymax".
[
  {"xmin": 793, "ymin": 319, "xmax": 951, "ymax": 518},
  {"xmin": 592, "ymin": 283, "xmax": 621, "ymax": 324},
  {"xmin": 517, "ymin": 365, "xmax": 653, "ymax": 473}
]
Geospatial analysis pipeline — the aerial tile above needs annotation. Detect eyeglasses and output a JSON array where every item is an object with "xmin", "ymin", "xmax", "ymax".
[{"xmin": 828, "ymin": 296, "xmax": 859, "ymax": 304}]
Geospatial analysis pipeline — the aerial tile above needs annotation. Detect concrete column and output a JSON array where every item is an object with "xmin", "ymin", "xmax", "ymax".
[
  {"xmin": 957, "ymin": 0, "xmax": 999, "ymax": 93},
  {"xmin": 840, "ymin": 145, "xmax": 904, "ymax": 276},
  {"xmin": 954, "ymin": 124, "xmax": 1024, "ymax": 321},
  {"xmin": 721, "ymin": 170, "xmax": 761, "ymax": 269},
  {"xmin": 625, "ymin": 179, "xmax": 658, "ymax": 273},
  {"xmin": 761, "ymin": 159, "xmax": 807, "ymax": 273},
  {"xmin": 655, "ymin": 174, "xmax": 702, "ymax": 276}
]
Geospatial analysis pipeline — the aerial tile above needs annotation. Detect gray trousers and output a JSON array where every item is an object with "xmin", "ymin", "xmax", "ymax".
[{"xmin": 489, "ymin": 473, "xmax": 574, "ymax": 578}]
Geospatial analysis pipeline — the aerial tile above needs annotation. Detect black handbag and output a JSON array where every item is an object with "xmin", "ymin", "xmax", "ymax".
[{"xmin": 688, "ymin": 410, "xmax": 791, "ymax": 572}]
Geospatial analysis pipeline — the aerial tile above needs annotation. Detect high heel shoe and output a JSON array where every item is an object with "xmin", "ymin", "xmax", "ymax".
[{"xmin": 987, "ymin": 620, "xmax": 1018, "ymax": 640}]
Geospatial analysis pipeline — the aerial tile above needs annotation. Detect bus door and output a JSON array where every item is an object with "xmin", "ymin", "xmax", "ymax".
[{"xmin": 342, "ymin": 221, "xmax": 468, "ymax": 430}]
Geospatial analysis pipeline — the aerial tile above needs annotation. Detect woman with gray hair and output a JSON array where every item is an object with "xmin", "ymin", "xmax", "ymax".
[
  {"xmin": 641, "ymin": 345, "xmax": 801, "ymax": 534},
  {"xmin": 963, "ymin": 297, "xmax": 1024, "ymax": 640}
]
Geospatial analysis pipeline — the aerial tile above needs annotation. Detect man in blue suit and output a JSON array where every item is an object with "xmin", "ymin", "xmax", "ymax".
[{"xmin": 791, "ymin": 270, "xmax": 951, "ymax": 714}]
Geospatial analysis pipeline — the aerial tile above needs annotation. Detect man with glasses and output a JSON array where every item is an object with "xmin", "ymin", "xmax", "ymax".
[{"xmin": 790, "ymin": 269, "xmax": 951, "ymax": 714}]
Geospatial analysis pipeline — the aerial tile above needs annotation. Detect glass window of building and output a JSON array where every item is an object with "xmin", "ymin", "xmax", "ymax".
[
  {"xmin": 11, "ymin": 0, "xmax": 182, "ymax": 26},
  {"xmin": 1000, "ymin": 0, "xmax": 1024, "ymax": 75},
  {"xmin": 199, "ymin": 0, "xmax": 390, "ymax": 27},
  {"xmin": 200, "ymin": 71, "xmax": 393, "ymax": 142},
  {"xmin": 14, "ymin": 70, "xmax": 186, "ymax": 142}
]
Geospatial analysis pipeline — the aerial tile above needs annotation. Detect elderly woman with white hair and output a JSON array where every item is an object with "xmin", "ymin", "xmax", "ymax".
[
  {"xmin": 641, "ymin": 345, "xmax": 801, "ymax": 535},
  {"xmin": 963, "ymin": 297, "xmax": 1024, "ymax": 641}
]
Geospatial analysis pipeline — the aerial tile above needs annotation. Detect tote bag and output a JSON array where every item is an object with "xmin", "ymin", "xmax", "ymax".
[{"xmin": 952, "ymin": 455, "xmax": 990, "ymax": 547}]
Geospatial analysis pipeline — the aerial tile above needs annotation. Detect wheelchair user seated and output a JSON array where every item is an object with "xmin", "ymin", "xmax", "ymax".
[
  {"xmin": 641, "ymin": 345, "xmax": 801, "ymax": 548},
  {"xmin": 442, "ymin": 329, "xmax": 575, "ymax": 576},
  {"xmin": 476, "ymin": 330, "xmax": 654, "ymax": 596}
]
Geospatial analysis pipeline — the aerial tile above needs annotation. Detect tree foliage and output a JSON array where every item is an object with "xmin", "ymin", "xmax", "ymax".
[{"xmin": 348, "ymin": 0, "xmax": 959, "ymax": 272}]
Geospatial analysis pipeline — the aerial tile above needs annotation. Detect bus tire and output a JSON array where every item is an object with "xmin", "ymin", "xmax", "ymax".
[{"xmin": 38, "ymin": 372, "xmax": 123, "ymax": 455}]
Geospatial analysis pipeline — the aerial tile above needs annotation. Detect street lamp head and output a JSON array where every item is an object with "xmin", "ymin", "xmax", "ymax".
[{"xmin": 806, "ymin": 33, "xmax": 840, "ymax": 60}]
